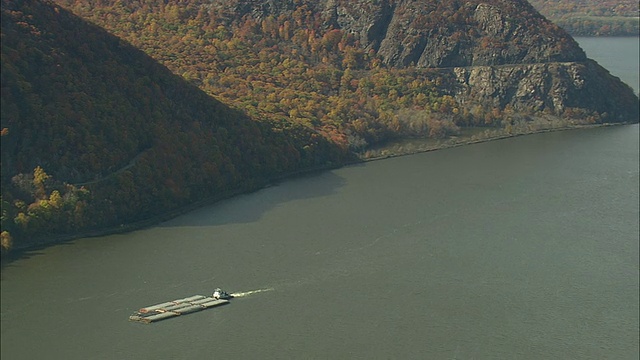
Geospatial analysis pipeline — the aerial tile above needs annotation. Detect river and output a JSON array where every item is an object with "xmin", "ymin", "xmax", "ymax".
[
  {"xmin": 1, "ymin": 40, "xmax": 638, "ymax": 360},
  {"xmin": 575, "ymin": 37, "xmax": 640, "ymax": 94}
]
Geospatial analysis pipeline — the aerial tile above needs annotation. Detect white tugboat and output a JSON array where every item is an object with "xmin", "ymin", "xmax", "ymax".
[{"xmin": 212, "ymin": 288, "xmax": 233, "ymax": 300}]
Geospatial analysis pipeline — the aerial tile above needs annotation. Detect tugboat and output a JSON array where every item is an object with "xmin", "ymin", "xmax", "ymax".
[{"xmin": 212, "ymin": 288, "xmax": 233, "ymax": 300}]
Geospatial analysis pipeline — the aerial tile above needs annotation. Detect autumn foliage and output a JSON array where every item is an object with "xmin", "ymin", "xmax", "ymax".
[
  {"xmin": 1, "ymin": 0, "xmax": 635, "ymax": 254},
  {"xmin": 1, "ymin": 0, "xmax": 347, "ymax": 253}
]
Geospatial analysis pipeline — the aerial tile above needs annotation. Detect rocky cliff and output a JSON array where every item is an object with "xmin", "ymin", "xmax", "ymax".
[
  {"xmin": 220, "ymin": 0, "xmax": 637, "ymax": 122},
  {"xmin": 449, "ymin": 60, "xmax": 637, "ymax": 122},
  {"xmin": 226, "ymin": 0, "xmax": 586, "ymax": 67}
]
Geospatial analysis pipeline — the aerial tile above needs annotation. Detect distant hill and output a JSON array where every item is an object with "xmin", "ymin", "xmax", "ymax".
[
  {"xmin": 1, "ymin": 0, "xmax": 346, "ymax": 253},
  {"xmin": 529, "ymin": 0, "xmax": 639, "ymax": 36},
  {"xmin": 1, "ymin": 0, "xmax": 638, "ymax": 255}
]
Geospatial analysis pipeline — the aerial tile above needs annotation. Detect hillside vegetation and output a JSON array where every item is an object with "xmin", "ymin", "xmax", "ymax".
[
  {"xmin": 1, "ymin": 0, "xmax": 347, "ymax": 253},
  {"xmin": 51, "ymin": 0, "xmax": 632, "ymax": 146},
  {"xmin": 1, "ymin": 0, "xmax": 638, "ymax": 255},
  {"xmin": 529, "ymin": 0, "xmax": 639, "ymax": 36}
]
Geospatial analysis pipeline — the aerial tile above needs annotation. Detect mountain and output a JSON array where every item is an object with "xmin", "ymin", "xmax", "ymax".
[
  {"xmin": 1, "ymin": 0, "xmax": 346, "ymax": 253},
  {"xmin": 274, "ymin": 0, "xmax": 588, "ymax": 68},
  {"xmin": 1, "ymin": 0, "xmax": 638, "ymax": 254},
  {"xmin": 53, "ymin": 0, "xmax": 637, "ymax": 130}
]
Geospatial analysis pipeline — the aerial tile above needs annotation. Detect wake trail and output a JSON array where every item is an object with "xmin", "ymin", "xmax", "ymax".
[{"xmin": 231, "ymin": 288, "xmax": 275, "ymax": 298}]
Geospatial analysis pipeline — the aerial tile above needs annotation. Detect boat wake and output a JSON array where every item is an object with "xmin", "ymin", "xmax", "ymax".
[{"xmin": 230, "ymin": 288, "xmax": 274, "ymax": 298}]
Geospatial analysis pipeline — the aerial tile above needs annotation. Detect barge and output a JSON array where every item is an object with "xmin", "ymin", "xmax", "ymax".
[{"xmin": 129, "ymin": 289, "xmax": 232, "ymax": 324}]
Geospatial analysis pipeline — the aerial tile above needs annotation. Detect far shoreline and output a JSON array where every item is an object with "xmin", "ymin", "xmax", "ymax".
[
  {"xmin": 358, "ymin": 122, "xmax": 636, "ymax": 163},
  {"xmin": 3, "ymin": 121, "xmax": 637, "ymax": 261}
]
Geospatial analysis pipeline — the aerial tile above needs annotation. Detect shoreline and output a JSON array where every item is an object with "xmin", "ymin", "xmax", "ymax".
[
  {"xmin": 4, "ymin": 162, "xmax": 345, "ymax": 257},
  {"xmin": 4, "ymin": 121, "xmax": 636, "ymax": 260},
  {"xmin": 358, "ymin": 122, "xmax": 631, "ymax": 163}
]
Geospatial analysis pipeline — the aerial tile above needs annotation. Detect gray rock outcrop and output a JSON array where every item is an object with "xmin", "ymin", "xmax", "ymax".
[{"xmin": 220, "ymin": 0, "xmax": 638, "ymax": 122}]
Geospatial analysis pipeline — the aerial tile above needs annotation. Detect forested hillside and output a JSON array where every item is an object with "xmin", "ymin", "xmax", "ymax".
[
  {"xmin": 53, "ymin": 0, "xmax": 494, "ymax": 149},
  {"xmin": 529, "ymin": 0, "xmax": 639, "ymax": 36},
  {"xmin": 52, "ymin": 0, "xmax": 635, "ymax": 147},
  {"xmin": 1, "ymin": 0, "xmax": 346, "ymax": 253},
  {"xmin": 2, "ymin": 0, "xmax": 638, "ymax": 255}
]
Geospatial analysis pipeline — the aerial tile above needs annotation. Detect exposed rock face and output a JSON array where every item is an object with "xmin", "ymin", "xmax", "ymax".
[
  {"xmin": 369, "ymin": 0, "xmax": 588, "ymax": 68},
  {"xmin": 228, "ymin": 0, "xmax": 586, "ymax": 68},
  {"xmin": 449, "ymin": 61, "xmax": 638, "ymax": 121},
  {"xmin": 224, "ymin": 0, "xmax": 636, "ymax": 123}
]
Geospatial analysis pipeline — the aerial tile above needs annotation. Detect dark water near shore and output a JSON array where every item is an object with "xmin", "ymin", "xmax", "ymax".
[{"xmin": 2, "ymin": 41, "xmax": 639, "ymax": 359}]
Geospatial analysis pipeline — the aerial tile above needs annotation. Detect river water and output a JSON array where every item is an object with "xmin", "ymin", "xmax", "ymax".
[
  {"xmin": 575, "ymin": 37, "xmax": 640, "ymax": 94},
  {"xmin": 2, "ymin": 41, "xmax": 638, "ymax": 359}
]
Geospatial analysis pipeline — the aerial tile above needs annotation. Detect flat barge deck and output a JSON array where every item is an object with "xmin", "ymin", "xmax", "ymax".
[{"xmin": 129, "ymin": 295, "xmax": 229, "ymax": 324}]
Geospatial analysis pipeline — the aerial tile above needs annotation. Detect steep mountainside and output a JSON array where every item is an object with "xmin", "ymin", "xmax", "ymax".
[
  {"xmin": 55, "ymin": 0, "xmax": 637, "ymax": 130},
  {"xmin": 1, "ymin": 0, "xmax": 638, "ymax": 254},
  {"xmin": 1, "ymin": 0, "xmax": 345, "ymax": 252},
  {"xmin": 222, "ymin": 0, "xmax": 634, "ymax": 118},
  {"xmin": 220, "ymin": 0, "xmax": 588, "ymax": 68}
]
